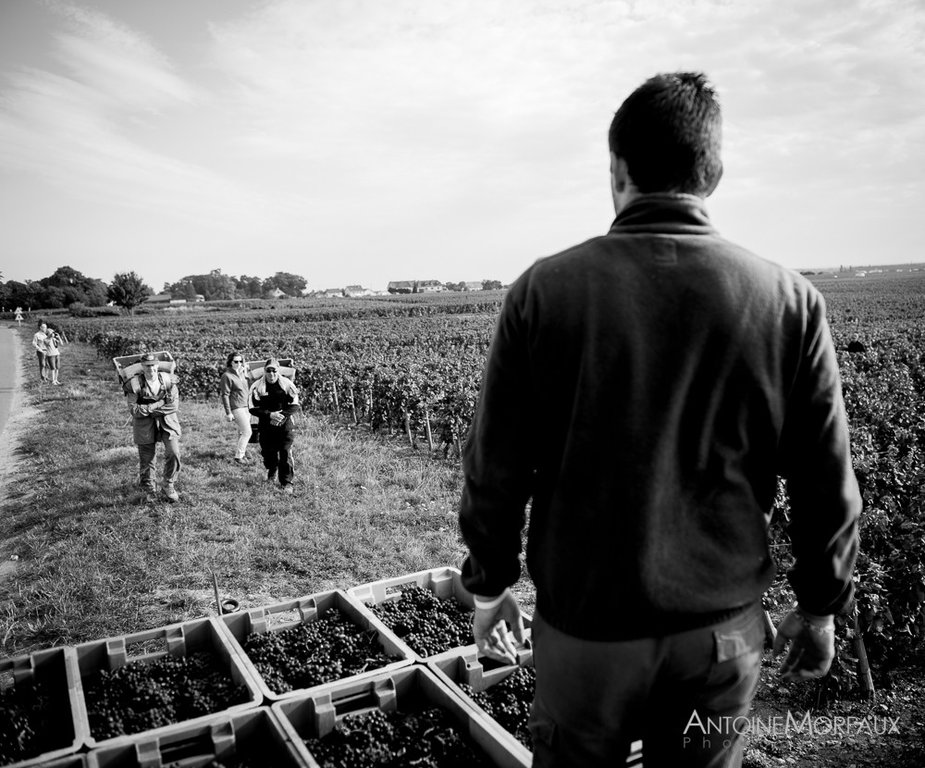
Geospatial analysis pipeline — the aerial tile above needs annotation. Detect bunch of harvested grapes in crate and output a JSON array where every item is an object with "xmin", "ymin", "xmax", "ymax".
[
  {"xmin": 370, "ymin": 586, "xmax": 474, "ymax": 657},
  {"xmin": 241, "ymin": 607, "xmax": 402, "ymax": 694}
]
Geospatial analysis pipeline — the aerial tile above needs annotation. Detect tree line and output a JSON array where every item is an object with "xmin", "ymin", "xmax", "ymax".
[{"xmin": 0, "ymin": 267, "xmax": 309, "ymax": 313}]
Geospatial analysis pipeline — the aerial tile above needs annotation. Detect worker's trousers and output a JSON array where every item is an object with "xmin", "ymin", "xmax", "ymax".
[
  {"xmin": 529, "ymin": 601, "xmax": 765, "ymax": 768},
  {"xmin": 137, "ymin": 435, "xmax": 181, "ymax": 491}
]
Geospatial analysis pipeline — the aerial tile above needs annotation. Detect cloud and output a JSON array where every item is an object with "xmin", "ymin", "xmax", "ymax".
[{"xmin": 0, "ymin": 1, "xmax": 281, "ymax": 230}]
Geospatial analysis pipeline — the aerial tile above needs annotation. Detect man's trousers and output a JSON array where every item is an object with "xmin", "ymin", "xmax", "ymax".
[
  {"xmin": 529, "ymin": 601, "xmax": 765, "ymax": 768},
  {"xmin": 259, "ymin": 425, "xmax": 295, "ymax": 486},
  {"xmin": 137, "ymin": 435, "xmax": 181, "ymax": 491}
]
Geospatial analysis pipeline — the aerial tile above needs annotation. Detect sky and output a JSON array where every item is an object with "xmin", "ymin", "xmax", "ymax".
[{"xmin": 1, "ymin": 0, "xmax": 923, "ymax": 292}]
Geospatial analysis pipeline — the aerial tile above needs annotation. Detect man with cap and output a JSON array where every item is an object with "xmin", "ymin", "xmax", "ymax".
[
  {"xmin": 123, "ymin": 352, "xmax": 182, "ymax": 503},
  {"xmin": 248, "ymin": 358, "xmax": 301, "ymax": 493}
]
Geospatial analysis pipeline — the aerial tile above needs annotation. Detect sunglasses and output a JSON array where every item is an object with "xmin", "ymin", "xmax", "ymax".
[
  {"xmin": 265, "ymin": 368, "xmax": 278, "ymax": 373},
  {"xmin": 232, "ymin": 359, "xmax": 243, "ymax": 364}
]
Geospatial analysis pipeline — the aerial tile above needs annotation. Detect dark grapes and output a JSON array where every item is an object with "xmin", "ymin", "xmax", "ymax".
[
  {"xmin": 83, "ymin": 651, "xmax": 251, "ymax": 740},
  {"xmin": 459, "ymin": 666, "xmax": 536, "ymax": 749},
  {"xmin": 0, "ymin": 674, "xmax": 70, "ymax": 765},
  {"xmin": 304, "ymin": 706, "xmax": 493, "ymax": 767},
  {"xmin": 242, "ymin": 607, "xmax": 401, "ymax": 694},
  {"xmin": 370, "ymin": 587, "xmax": 473, "ymax": 657}
]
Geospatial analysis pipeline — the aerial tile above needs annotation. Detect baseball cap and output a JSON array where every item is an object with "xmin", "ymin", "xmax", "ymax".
[
  {"xmin": 140, "ymin": 352, "xmax": 158, "ymax": 365},
  {"xmin": 264, "ymin": 358, "xmax": 280, "ymax": 372}
]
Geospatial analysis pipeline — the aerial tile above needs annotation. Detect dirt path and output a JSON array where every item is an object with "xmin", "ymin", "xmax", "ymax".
[{"xmin": 0, "ymin": 324, "xmax": 33, "ymax": 578}]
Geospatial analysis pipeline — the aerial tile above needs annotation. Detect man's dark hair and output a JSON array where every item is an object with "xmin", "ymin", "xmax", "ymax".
[{"xmin": 608, "ymin": 71, "xmax": 722, "ymax": 196}]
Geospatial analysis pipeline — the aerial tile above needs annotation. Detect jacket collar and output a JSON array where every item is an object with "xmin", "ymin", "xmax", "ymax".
[{"xmin": 609, "ymin": 193, "xmax": 715, "ymax": 235}]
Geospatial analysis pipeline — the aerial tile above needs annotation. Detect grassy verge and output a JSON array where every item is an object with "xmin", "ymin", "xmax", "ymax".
[{"xmin": 0, "ymin": 333, "xmax": 535, "ymax": 655}]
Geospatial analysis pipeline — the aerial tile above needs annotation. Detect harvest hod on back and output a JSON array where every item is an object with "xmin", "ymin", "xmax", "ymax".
[
  {"xmin": 123, "ymin": 351, "xmax": 182, "ymax": 504},
  {"xmin": 458, "ymin": 72, "xmax": 860, "ymax": 767}
]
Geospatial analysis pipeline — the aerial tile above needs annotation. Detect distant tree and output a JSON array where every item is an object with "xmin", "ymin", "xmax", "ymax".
[
  {"xmin": 0, "ymin": 280, "xmax": 39, "ymax": 309},
  {"xmin": 264, "ymin": 271, "xmax": 307, "ymax": 297},
  {"xmin": 108, "ymin": 272, "xmax": 151, "ymax": 314},
  {"xmin": 444, "ymin": 281, "xmax": 465, "ymax": 292},
  {"xmin": 165, "ymin": 269, "xmax": 236, "ymax": 301},
  {"xmin": 481, "ymin": 279, "xmax": 503, "ymax": 291},
  {"xmin": 234, "ymin": 274, "xmax": 266, "ymax": 299},
  {"xmin": 39, "ymin": 265, "xmax": 109, "ymax": 306},
  {"xmin": 164, "ymin": 278, "xmax": 197, "ymax": 301}
]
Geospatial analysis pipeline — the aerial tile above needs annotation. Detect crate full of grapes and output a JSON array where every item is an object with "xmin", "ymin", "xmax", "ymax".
[
  {"xmin": 84, "ymin": 708, "xmax": 309, "ymax": 768},
  {"xmin": 73, "ymin": 617, "xmax": 262, "ymax": 750},
  {"xmin": 217, "ymin": 589, "xmax": 412, "ymax": 702},
  {"xmin": 347, "ymin": 567, "xmax": 531, "ymax": 663},
  {"xmin": 432, "ymin": 652, "xmax": 643, "ymax": 767},
  {"xmin": 0, "ymin": 647, "xmax": 87, "ymax": 768},
  {"xmin": 429, "ymin": 651, "xmax": 536, "ymax": 766},
  {"xmin": 273, "ymin": 665, "xmax": 529, "ymax": 768}
]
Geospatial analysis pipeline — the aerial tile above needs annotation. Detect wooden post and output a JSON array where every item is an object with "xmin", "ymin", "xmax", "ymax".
[
  {"xmin": 350, "ymin": 388, "xmax": 359, "ymax": 425},
  {"xmin": 762, "ymin": 610, "xmax": 777, "ymax": 648},
  {"xmin": 423, "ymin": 407, "xmax": 434, "ymax": 451},
  {"xmin": 404, "ymin": 410, "xmax": 416, "ymax": 449},
  {"xmin": 331, "ymin": 381, "xmax": 339, "ymax": 413},
  {"xmin": 853, "ymin": 609, "xmax": 875, "ymax": 700}
]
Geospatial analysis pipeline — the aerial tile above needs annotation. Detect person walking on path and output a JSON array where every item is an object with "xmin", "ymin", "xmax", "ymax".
[
  {"xmin": 248, "ymin": 358, "xmax": 300, "ymax": 493},
  {"xmin": 44, "ymin": 327, "xmax": 63, "ymax": 385},
  {"xmin": 124, "ymin": 352, "xmax": 182, "ymax": 503},
  {"xmin": 31, "ymin": 321, "xmax": 48, "ymax": 383},
  {"xmin": 458, "ymin": 71, "xmax": 860, "ymax": 768},
  {"xmin": 219, "ymin": 352, "xmax": 252, "ymax": 464}
]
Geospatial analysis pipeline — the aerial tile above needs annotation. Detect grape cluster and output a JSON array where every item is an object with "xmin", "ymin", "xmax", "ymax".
[
  {"xmin": 0, "ymin": 675, "xmax": 67, "ymax": 765},
  {"xmin": 460, "ymin": 666, "xmax": 536, "ymax": 749},
  {"xmin": 83, "ymin": 651, "xmax": 251, "ymax": 740},
  {"xmin": 304, "ymin": 706, "xmax": 492, "ymax": 767},
  {"xmin": 370, "ymin": 587, "xmax": 473, "ymax": 657},
  {"xmin": 242, "ymin": 608, "xmax": 401, "ymax": 693}
]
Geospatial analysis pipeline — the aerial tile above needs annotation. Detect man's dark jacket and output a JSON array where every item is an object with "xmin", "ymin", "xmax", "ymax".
[{"xmin": 459, "ymin": 194, "xmax": 861, "ymax": 640}]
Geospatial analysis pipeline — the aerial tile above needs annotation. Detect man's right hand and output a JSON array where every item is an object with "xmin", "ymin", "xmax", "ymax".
[
  {"xmin": 773, "ymin": 607, "xmax": 835, "ymax": 681},
  {"xmin": 473, "ymin": 589, "xmax": 526, "ymax": 665}
]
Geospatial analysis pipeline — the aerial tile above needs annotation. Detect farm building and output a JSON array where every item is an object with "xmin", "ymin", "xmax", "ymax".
[
  {"xmin": 417, "ymin": 280, "xmax": 445, "ymax": 293},
  {"xmin": 344, "ymin": 285, "xmax": 374, "ymax": 297}
]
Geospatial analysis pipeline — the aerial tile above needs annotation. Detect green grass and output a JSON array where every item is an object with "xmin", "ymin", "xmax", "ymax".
[{"xmin": 0, "ymin": 334, "xmax": 535, "ymax": 655}]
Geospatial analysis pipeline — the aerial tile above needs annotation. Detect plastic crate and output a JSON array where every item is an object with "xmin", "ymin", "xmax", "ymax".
[
  {"xmin": 217, "ymin": 589, "xmax": 412, "ymax": 702},
  {"xmin": 273, "ymin": 665, "xmax": 528, "ymax": 768},
  {"xmin": 112, "ymin": 352, "xmax": 175, "ymax": 385},
  {"xmin": 347, "ymin": 566, "xmax": 532, "ymax": 663},
  {"xmin": 432, "ymin": 652, "xmax": 642, "ymax": 767},
  {"xmin": 245, "ymin": 359, "xmax": 296, "ymax": 382},
  {"xmin": 28, "ymin": 759, "xmax": 86, "ymax": 768},
  {"xmin": 0, "ymin": 647, "xmax": 86, "ymax": 768},
  {"xmin": 429, "ymin": 651, "xmax": 535, "ymax": 766},
  {"xmin": 73, "ymin": 617, "xmax": 262, "ymax": 750},
  {"xmin": 30, "ymin": 758, "xmax": 86, "ymax": 768},
  {"xmin": 85, "ymin": 708, "xmax": 309, "ymax": 768}
]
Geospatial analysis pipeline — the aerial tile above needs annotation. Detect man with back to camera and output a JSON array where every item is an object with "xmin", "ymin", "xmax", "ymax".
[{"xmin": 458, "ymin": 72, "xmax": 860, "ymax": 767}]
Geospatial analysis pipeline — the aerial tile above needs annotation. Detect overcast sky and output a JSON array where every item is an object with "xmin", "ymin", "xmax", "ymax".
[{"xmin": 1, "ymin": 0, "xmax": 923, "ymax": 292}]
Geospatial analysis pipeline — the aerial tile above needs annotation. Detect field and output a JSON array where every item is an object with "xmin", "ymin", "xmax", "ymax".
[{"xmin": 1, "ymin": 272, "xmax": 923, "ymax": 765}]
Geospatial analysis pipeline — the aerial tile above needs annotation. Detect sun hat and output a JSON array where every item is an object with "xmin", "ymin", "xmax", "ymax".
[
  {"xmin": 264, "ymin": 358, "xmax": 280, "ymax": 371},
  {"xmin": 140, "ymin": 352, "xmax": 158, "ymax": 365}
]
